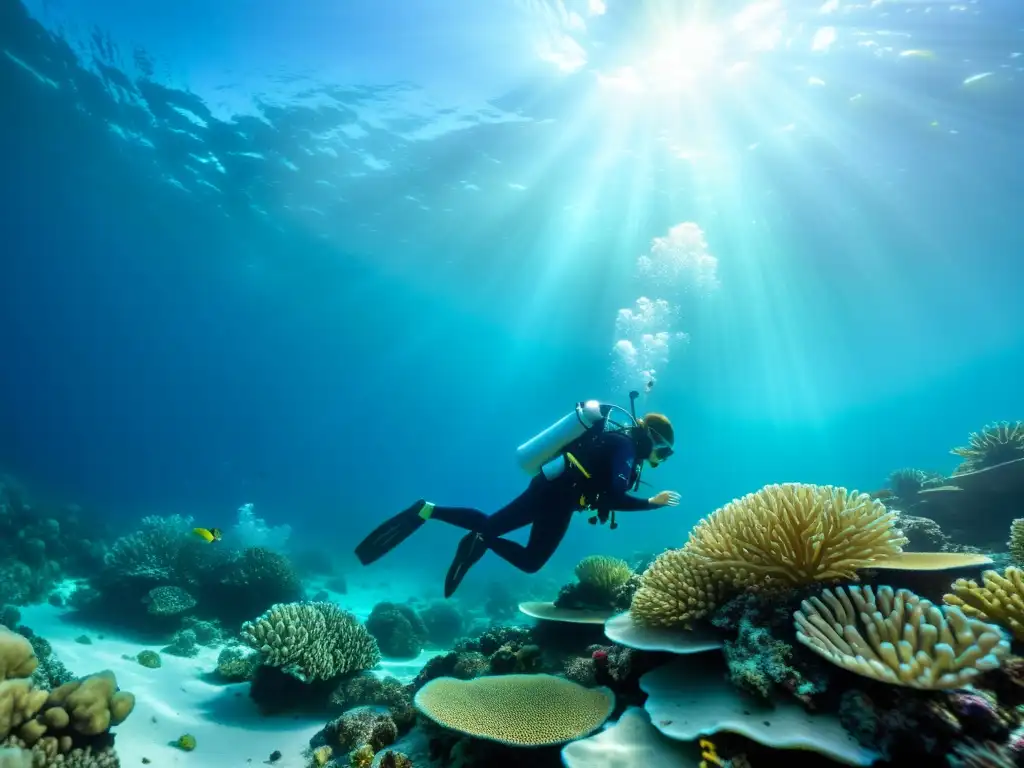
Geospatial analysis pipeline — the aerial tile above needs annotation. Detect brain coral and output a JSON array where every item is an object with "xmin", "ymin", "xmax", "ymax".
[
  {"xmin": 631, "ymin": 483, "xmax": 907, "ymax": 628},
  {"xmin": 413, "ymin": 674, "xmax": 614, "ymax": 747},
  {"xmin": 240, "ymin": 601, "xmax": 380, "ymax": 682}
]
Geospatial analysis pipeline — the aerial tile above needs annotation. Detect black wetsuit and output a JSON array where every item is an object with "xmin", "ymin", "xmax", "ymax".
[{"xmin": 426, "ymin": 431, "xmax": 657, "ymax": 573}]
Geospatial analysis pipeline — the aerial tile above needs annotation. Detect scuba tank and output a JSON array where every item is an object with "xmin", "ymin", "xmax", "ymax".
[
  {"xmin": 515, "ymin": 400, "xmax": 604, "ymax": 476},
  {"xmin": 515, "ymin": 392, "xmax": 646, "ymax": 531}
]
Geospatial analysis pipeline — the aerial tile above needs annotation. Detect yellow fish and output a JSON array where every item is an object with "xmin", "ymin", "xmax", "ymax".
[{"xmin": 192, "ymin": 527, "xmax": 223, "ymax": 543}]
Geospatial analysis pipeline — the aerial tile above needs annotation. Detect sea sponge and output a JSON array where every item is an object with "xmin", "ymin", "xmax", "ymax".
[
  {"xmin": 0, "ymin": 629, "xmax": 37, "ymax": 682},
  {"xmin": 240, "ymin": 601, "xmax": 380, "ymax": 682},
  {"xmin": 631, "ymin": 483, "xmax": 907, "ymax": 629},
  {"xmin": 413, "ymin": 673, "xmax": 614, "ymax": 747},
  {"xmin": 944, "ymin": 566, "xmax": 1024, "ymax": 641},
  {"xmin": 951, "ymin": 421, "xmax": 1024, "ymax": 474},
  {"xmin": 794, "ymin": 585, "xmax": 1009, "ymax": 688}
]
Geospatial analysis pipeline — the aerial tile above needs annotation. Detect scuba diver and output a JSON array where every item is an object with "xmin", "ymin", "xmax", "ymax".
[{"xmin": 354, "ymin": 391, "xmax": 681, "ymax": 598}]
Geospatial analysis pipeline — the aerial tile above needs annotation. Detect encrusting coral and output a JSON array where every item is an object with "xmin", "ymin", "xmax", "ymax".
[
  {"xmin": 240, "ymin": 601, "xmax": 380, "ymax": 682},
  {"xmin": 631, "ymin": 483, "xmax": 907, "ymax": 628},
  {"xmin": 944, "ymin": 566, "xmax": 1024, "ymax": 642},
  {"xmin": 794, "ymin": 585, "xmax": 1010, "ymax": 688},
  {"xmin": 951, "ymin": 421, "xmax": 1024, "ymax": 475},
  {"xmin": 413, "ymin": 673, "xmax": 614, "ymax": 747}
]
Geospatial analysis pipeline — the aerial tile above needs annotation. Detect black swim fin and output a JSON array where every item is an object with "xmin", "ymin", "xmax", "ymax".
[
  {"xmin": 354, "ymin": 500, "xmax": 432, "ymax": 566},
  {"xmin": 444, "ymin": 532, "xmax": 488, "ymax": 598}
]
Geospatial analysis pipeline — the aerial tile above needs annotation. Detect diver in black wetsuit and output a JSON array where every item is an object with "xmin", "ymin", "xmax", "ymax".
[{"xmin": 354, "ymin": 397, "xmax": 681, "ymax": 597}]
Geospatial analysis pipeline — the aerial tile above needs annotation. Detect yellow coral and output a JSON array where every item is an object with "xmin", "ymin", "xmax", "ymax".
[
  {"xmin": 574, "ymin": 556, "xmax": 632, "ymax": 593},
  {"xmin": 630, "ymin": 550, "xmax": 732, "ymax": 628},
  {"xmin": 944, "ymin": 566, "xmax": 1024, "ymax": 641},
  {"xmin": 0, "ymin": 630, "xmax": 37, "ymax": 683},
  {"xmin": 686, "ymin": 483, "xmax": 906, "ymax": 586},
  {"xmin": 631, "ymin": 483, "xmax": 907, "ymax": 628},
  {"xmin": 312, "ymin": 745, "xmax": 332, "ymax": 766},
  {"xmin": 413, "ymin": 673, "xmax": 613, "ymax": 747},
  {"xmin": 951, "ymin": 421, "xmax": 1024, "ymax": 474},
  {"xmin": 349, "ymin": 744, "xmax": 373, "ymax": 768},
  {"xmin": 795, "ymin": 585, "xmax": 1009, "ymax": 688}
]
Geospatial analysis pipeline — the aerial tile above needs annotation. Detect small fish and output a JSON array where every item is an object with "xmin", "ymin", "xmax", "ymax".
[
  {"xmin": 868, "ymin": 489, "xmax": 895, "ymax": 500},
  {"xmin": 192, "ymin": 527, "xmax": 223, "ymax": 543}
]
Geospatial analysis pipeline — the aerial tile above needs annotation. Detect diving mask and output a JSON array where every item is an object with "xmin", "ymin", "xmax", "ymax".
[{"xmin": 648, "ymin": 427, "xmax": 674, "ymax": 464}]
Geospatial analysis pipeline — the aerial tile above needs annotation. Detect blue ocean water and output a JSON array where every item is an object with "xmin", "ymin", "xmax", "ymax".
[{"xmin": 1, "ymin": 0, "xmax": 1022, "ymax": 594}]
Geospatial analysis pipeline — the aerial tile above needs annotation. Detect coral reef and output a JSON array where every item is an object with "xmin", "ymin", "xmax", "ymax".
[
  {"xmin": 240, "ymin": 601, "xmax": 380, "ymax": 682},
  {"xmin": 215, "ymin": 645, "xmax": 260, "ymax": 682},
  {"xmin": 887, "ymin": 468, "xmax": 944, "ymax": 504},
  {"xmin": 952, "ymin": 422, "xmax": 1024, "ymax": 475},
  {"xmin": 944, "ymin": 567, "xmax": 1024, "ymax": 642},
  {"xmin": 329, "ymin": 672, "xmax": 415, "ymax": 731},
  {"xmin": 631, "ymin": 483, "xmax": 907, "ymax": 628},
  {"xmin": 411, "ymin": 625, "xmax": 544, "ymax": 691},
  {"xmin": 142, "ymin": 586, "xmax": 196, "ymax": 617},
  {"xmin": 795, "ymin": 585, "xmax": 1010, "ymax": 688},
  {"xmin": 0, "ymin": 626, "xmax": 135, "ymax": 766},
  {"xmin": 365, "ymin": 603, "xmax": 427, "ymax": 660},
  {"xmin": 419, "ymin": 602, "xmax": 463, "ymax": 648},
  {"xmin": 81, "ymin": 512, "xmax": 304, "ymax": 633},
  {"xmin": 0, "ymin": 480, "xmax": 108, "ymax": 609},
  {"xmin": 711, "ymin": 591, "xmax": 828, "ymax": 703},
  {"xmin": 899, "ymin": 514, "xmax": 952, "ymax": 553},
  {"xmin": 1009, "ymin": 520, "xmax": 1024, "ymax": 567},
  {"xmin": 553, "ymin": 556, "xmax": 635, "ymax": 612}
]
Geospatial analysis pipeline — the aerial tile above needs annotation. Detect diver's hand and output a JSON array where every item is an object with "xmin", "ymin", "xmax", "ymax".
[{"xmin": 649, "ymin": 491, "xmax": 681, "ymax": 507}]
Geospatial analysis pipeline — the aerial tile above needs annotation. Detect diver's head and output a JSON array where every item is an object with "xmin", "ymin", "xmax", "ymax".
[{"xmin": 636, "ymin": 413, "xmax": 675, "ymax": 467}]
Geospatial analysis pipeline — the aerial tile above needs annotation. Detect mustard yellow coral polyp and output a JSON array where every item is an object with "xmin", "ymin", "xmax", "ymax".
[
  {"xmin": 795, "ymin": 585, "xmax": 1009, "ymax": 688},
  {"xmin": 413, "ymin": 673, "xmax": 614, "ymax": 747},
  {"xmin": 944, "ymin": 566, "xmax": 1024, "ymax": 641},
  {"xmin": 630, "ymin": 483, "xmax": 908, "ymax": 628},
  {"xmin": 630, "ymin": 549, "xmax": 731, "ymax": 628}
]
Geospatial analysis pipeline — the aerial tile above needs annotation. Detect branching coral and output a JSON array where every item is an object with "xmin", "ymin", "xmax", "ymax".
[
  {"xmin": 631, "ymin": 483, "xmax": 907, "ymax": 628},
  {"xmin": 240, "ymin": 601, "xmax": 380, "ymax": 682},
  {"xmin": 630, "ymin": 549, "xmax": 732, "ymax": 628},
  {"xmin": 951, "ymin": 421, "xmax": 1024, "ymax": 475},
  {"xmin": 944, "ymin": 567, "xmax": 1024, "ymax": 641},
  {"xmin": 888, "ymin": 468, "xmax": 943, "ymax": 501},
  {"xmin": 102, "ymin": 515, "xmax": 200, "ymax": 582},
  {"xmin": 794, "ymin": 585, "xmax": 1009, "ymax": 688},
  {"xmin": 1008, "ymin": 520, "xmax": 1024, "ymax": 567}
]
